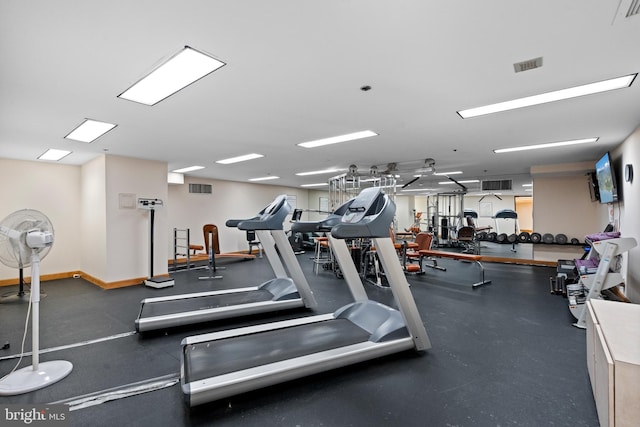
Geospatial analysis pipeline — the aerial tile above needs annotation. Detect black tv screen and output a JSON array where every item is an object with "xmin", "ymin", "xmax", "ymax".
[{"xmin": 595, "ymin": 151, "xmax": 618, "ymax": 204}]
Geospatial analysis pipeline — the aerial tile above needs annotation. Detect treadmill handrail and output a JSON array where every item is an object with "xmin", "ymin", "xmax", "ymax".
[{"xmin": 290, "ymin": 199, "xmax": 355, "ymax": 233}]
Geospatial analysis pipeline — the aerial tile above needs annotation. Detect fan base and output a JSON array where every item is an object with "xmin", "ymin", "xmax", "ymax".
[
  {"xmin": 144, "ymin": 276, "xmax": 174, "ymax": 289},
  {"xmin": 0, "ymin": 360, "xmax": 73, "ymax": 395}
]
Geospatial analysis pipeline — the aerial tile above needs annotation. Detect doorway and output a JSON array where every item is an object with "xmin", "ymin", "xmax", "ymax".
[{"xmin": 515, "ymin": 196, "xmax": 533, "ymax": 233}]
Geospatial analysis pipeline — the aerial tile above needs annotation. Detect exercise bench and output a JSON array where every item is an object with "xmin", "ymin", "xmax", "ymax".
[{"xmin": 418, "ymin": 249, "xmax": 491, "ymax": 288}]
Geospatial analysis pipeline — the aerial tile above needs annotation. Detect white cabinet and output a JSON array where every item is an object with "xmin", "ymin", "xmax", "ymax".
[{"xmin": 586, "ymin": 299, "xmax": 640, "ymax": 427}]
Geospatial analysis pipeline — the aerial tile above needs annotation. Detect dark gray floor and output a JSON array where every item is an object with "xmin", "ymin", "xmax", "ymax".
[{"xmin": 0, "ymin": 253, "xmax": 599, "ymax": 426}]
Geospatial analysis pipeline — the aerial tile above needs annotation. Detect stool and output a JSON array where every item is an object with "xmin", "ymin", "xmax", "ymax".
[{"xmin": 312, "ymin": 236, "xmax": 333, "ymax": 274}]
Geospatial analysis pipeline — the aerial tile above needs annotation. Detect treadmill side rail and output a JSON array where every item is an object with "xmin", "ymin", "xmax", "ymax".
[
  {"xmin": 181, "ymin": 313, "xmax": 335, "ymax": 345},
  {"xmin": 136, "ymin": 298, "xmax": 306, "ymax": 333},
  {"xmin": 182, "ymin": 338, "xmax": 414, "ymax": 407}
]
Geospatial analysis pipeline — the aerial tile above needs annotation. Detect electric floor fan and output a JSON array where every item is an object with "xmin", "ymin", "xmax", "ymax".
[{"xmin": 0, "ymin": 209, "xmax": 73, "ymax": 395}]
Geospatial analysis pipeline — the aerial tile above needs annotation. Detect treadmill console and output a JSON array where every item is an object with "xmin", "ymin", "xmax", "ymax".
[
  {"xmin": 342, "ymin": 187, "xmax": 380, "ymax": 224},
  {"xmin": 235, "ymin": 194, "xmax": 291, "ymax": 231},
  {"xmin": 331, "ymin": 187, "xmax": 395, "ymax": 239}
]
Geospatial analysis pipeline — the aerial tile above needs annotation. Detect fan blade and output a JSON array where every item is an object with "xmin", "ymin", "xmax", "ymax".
[{"xmin": 401, "ymin": 176, "xmax": 420, "ymax": 189}]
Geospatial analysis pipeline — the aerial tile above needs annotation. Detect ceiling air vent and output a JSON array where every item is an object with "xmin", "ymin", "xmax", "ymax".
[
  {"xmin": 189, "ymin": 183, "xmax": 212, "ymax": 194},
  {"xmin": 482, "ymin": 179, "xmax": 512, "ymax": 191},
  {"xmin": 513, "ymin": 57, "xmax": 543, "ymax": 73}
]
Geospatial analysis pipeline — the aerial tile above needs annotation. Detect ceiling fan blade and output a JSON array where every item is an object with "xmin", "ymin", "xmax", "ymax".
[{"xmin": 401, "ymin": 176, "xmax": 420, "ymax": 189}]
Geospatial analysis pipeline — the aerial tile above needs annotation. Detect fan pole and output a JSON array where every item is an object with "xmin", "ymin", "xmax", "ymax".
[
  {"xmin": 31, "ymin": 249, "xmax": 41, "ymax": 370},
  {"xmin": 0, "ymin": 248, "xmax": 73, "ymax": 396}
]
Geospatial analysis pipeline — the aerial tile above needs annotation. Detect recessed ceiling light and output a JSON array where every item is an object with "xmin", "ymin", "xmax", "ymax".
[
  {"xmin": 458, "ymin": 74, "xmax": 637, "ymax": 118},
  {"xmin": 439, "ymin": 180, "xmax": 480, "ymax": 184},
  {"xmin": 172, "ymin": 165, "xmax": 205, "ymax": 173},
  {"xmin": 400, "ymin": 188, "xmax": 436, "ymax": 192},
  {"xmin": 494, "ymin": 137, "xmax": 598, "ymax": 153},
  {"xmin": 64, "ymin": 119, "xmax": 117, "ymax": 143},
  {"xmin": 301, "ymin": 183, "xmax": 329, "ymax": 187},
  {"xmin": 249, "ymin": 176, "xmax": 279, "ymax": 182},
  {"xmin": 433, "ymin": 171, "xmax": 463, "ymax": 176},
  {"xmin": 38, "ymin": 149, "xmax": 72, "ymax": 161},
  {"xmin": 297, "ymin": 130, "xmax": 378, "ymax": 148},
  {"xmin": 296, "ymin": 168, "xmax": 344, "ymax": 176},
  {"xmin": 216, "ymin": 153, "xmax": 264, "ymax": 164},
  {"xmin": 118, "ymin": 46, "xmax": 226, "ymax": 106}
]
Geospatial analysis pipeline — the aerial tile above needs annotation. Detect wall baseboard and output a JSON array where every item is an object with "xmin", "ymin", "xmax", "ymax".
[{"xmin": 0, "ymin": 271, "xmax": 165, "ymax": 290}]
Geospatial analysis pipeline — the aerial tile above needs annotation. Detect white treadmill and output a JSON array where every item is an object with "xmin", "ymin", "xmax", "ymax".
[
  {"xmin": 180, "ymin": 187, "xmax": 431, "ymax": 407},
  {"xmin": 135, "ymin": 195, "xmax": 317, "ymax": 333}
]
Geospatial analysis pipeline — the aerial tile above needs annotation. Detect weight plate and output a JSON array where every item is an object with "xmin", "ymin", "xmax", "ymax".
[
  {"xmin": 555, "ymin": 233, "xmax": 568, "ymax": 245},
  {"xmin": 542, "ymin": 233, "xmax": 554, "ymax": 244}
]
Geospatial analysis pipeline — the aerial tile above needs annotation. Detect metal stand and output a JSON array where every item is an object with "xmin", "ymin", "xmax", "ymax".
[
  {"xmin": 139, "ymin": 198, "xmax": 174, "ymax": 288},
  {"xmin": 199, "ymin": 230, "xmax": 223, "ymax": 280},
  {"xmin": 0, "ymin": 268, "xmax": 46, "ymax": 304}
]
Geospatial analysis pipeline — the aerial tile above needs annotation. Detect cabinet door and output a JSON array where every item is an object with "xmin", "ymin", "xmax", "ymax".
[{"xmin": 594, "ymin": 325, "xmax": 614, "ymax": 427}]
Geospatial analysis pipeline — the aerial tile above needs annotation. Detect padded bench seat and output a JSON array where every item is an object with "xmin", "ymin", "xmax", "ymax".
[{"xmin": 418, "ymin": 249, "xmax": 491, "ymax": 288}]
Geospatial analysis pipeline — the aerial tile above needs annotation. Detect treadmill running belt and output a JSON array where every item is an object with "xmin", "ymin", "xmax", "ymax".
[
  {"xmin": 184, "ymin": 318, "xmax": 371, "ymax": 382},
  {"xmin": 141, "ymin": 289, "xmax": 276, "ymax": 317}
]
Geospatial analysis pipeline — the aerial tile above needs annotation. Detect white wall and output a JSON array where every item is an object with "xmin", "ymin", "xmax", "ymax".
[
  {"xmin": 80, "ymin": 156, "xmax": 107, "ymax": 280},
  {"xmin": 613, "ymin": 126, "xmax": 640, "ymax": 301},
  {"xmin": 167, "ymin": 176, "xmax": 310, "ymax": 255},
  {"xmin": 532, "ymin": 175, "xmax": 608, "ymax": 242},
  {"xmin": 0, "ymin": 158, "xmax": 81, "ymax": 279},
  {"xmin": 104, "ymin": 155, "xmax": 169, "ymax": 282}
]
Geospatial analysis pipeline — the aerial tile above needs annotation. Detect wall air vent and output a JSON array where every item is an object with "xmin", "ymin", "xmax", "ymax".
[
  {"xmin": 513, "ymin": 57, "xmax": 543, "ymax": 73},
  {"xmin": 482, "ymin": 179, "xmax": 512, "ymax": 191},
  {"xmin": 189, "ymin": 183, "xmax": 212, "ymax": 194}
]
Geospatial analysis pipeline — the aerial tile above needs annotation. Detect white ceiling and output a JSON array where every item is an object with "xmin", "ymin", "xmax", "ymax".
[{"xmin": 2, "ymin": 1, "xmax": 640, "ymax": 196}]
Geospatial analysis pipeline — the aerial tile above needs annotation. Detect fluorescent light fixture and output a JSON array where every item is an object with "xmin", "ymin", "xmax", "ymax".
[
  {"xmin": 118, "ymin": 46, "xmax": 226, "ymax": 106},
  {"xmin": 301, "ymin": 183, "xmax": 329, "ymax": 187},
  {"xmin": 458, "ymin": 74, "xmax": 636, "ymax": 118},
  {"xmin": 439, "ymin": 180, "xmax": 480, "ymax": 185},
  {"xmin": 522, "ymin": 183, "xmax": 533, "ymax": 187},
  {"xmin": 297, "ymin": 130, "xmax": 378, "ymax": 148},
  {"xmin": 249, "ymin": 176, "xmax": 279, "ymax": 182},
  {"xmin": 401, "ymin": 188, "xmax": 436, "ymax": 192},
  {"xmin": 38, "ymin": 149, "xmax": 71, "ymax": 161},
  {"xmin": 216, "ymin": 153, "xmax": 264, "ymax": 164},
  {"xmin": 172, "ymin": 165, "xmax": 205, "ymax": 173},
  {"xmin": 64, "ymin": 119, "xmax": 117, "ymax": 143},
  {"xmin": 167, "ymin": 172, "xmax": 184, "ymax": 184},
  {"xmin": 433, "ymin": 171, "xmax": 463, "ymax": 176},
  {"xmin": 296, "ymin": 168, "xmax": 344, "ymax": 176},
  {"xmin": 494, "ymin": 137, "xmax": 598, "ymax": 153}
]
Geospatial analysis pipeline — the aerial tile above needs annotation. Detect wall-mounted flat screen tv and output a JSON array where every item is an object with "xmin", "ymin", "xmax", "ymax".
[{"xmin": 595, "ymin": 151, "xmax": 618, "ymax": 204}]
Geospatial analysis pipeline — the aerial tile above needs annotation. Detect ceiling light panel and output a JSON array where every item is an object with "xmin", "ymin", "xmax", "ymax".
[
  {"xmin": 64, "ymin": 119, "xmax": 117, "ymax": 143},
  {"xmin": 296, "ymin": 168, "xmax": 344, "ymax": 176},
  {"xmin": 297, "ymin": 130, "xmax": 378, "ymax": 148},
  {"xmin": 172, "ymin": 165, "xmax": 205, "ymax": 173},
  {"xmin": 301, "ymin": 183, "xmax": 329, "ymax": 187},
  {"xmin": 458, "ymin": 74, "xmax": 637, "ymax": 119},
  {"xmin": 249, "ymin": 176, "xmax": 279, "ymax": 182},
  {"xmin": 216, "ymin": 153, "xmax": 264, "ymax": 164},
  {"xmin": 118, "ymin": 46, "xmax": 226, "ymax": 106},
  {"xmin": 38, "ymin": 149, "xmax": 72, "ymax": 161},
  {"xmin": 494, "ymin": 137, "xmax": 598, "ymax": 153}
]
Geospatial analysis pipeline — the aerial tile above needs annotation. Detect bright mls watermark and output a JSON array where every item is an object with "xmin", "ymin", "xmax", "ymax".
[{"xmin": 1, "ymin": 404, "xmax": 69, "ymax": 426}]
